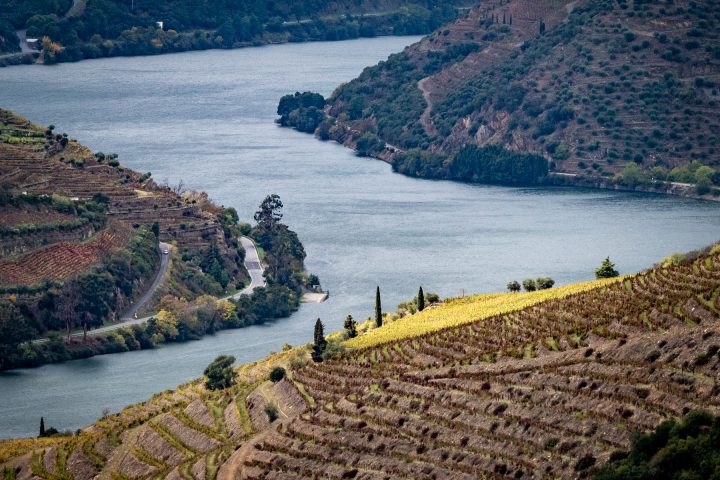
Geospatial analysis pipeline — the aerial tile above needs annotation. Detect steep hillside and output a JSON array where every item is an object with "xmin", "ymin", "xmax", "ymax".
[
  {"xmin": 309, "ymin": 0, "xmax": 720, "ymax": 194},
  {"xmin": 0, "ymin": 109, "xmax": 246, "ymax": 308},
  {"xmin": 4, "ymin": 243, "xmax": 720, "ymax": 478},
  {"xmin": 0, "ymin": 110, "xmax": 312, "ymax": 370},
  {"xmin": 2, "ymin": 0, "xmax": 471, "ymax": 64}
]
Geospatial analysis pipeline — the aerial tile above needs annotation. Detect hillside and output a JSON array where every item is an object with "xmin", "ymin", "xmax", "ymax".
[
  {"xmin": 4, "ymin": 243, "xmax": 720, "ymax": 478},
  {"xmin": 0, "ymin": 0, "xmax": 471, "ymax": 63},
  {"xmin": 295, "ymin": 0, "xmax": 720, "ymax": 195},
  {"xmin": 0, "ymin": 109, "xmax": 310, "ymax": 370}
]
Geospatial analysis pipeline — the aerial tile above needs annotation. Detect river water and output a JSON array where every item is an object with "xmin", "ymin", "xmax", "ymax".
[{"xmin": 1, "ymin": 37, "xmax": 719, "ymax": 438}]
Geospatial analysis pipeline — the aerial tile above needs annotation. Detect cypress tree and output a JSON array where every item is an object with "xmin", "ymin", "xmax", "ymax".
[
  {"xmin": 312, "ymin": 318, "xmax": 327, "ymax": 362},
  {"xmin": 375, "ymin": 287, "xmax": 382, "ymax": 327},
  {"xmin": 417, "ymin": 286, "xmax": 425, "ymax": 312},
  {"xmin": 502, "ymin": 12, "xmax": 506, "ymax": 24},
  {"xmin": 539, "ymin": 21, "xmax": 546, "ymax": 35},
  {"xmin": 39, "ymin": 417, "xmax": 45, "ymax": 437},
  {"xmin": 344, "ymin": 315, "xmax": 357, "ymax": 338}
]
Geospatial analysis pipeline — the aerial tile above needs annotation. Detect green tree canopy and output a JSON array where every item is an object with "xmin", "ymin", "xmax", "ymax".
[
  {"xmin": 0, "ymin": 303, "xmax": 36, "ymax": 370},
  {"xmin": 594, "ymin": 410, "xmax": 720, "ymax": 480},
  {"xmin": 596, "ymin": 257, "xmax": 619, "ymax": 279},
  {"xmin": 204, "ymin": 355, "xmax": 236, "ymax": 390}
]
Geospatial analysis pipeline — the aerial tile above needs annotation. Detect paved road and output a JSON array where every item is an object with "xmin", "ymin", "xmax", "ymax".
[
  {"xmin": 230, "ymin": 236, "xmax": 266, "ymax": 299},
  {"xmin": 16, "ymin": 30, "xmax": 37, "ymax": 53},
  {"xmin": 60, "ymin": 236, "xmax": 264, "ymax": 339}
]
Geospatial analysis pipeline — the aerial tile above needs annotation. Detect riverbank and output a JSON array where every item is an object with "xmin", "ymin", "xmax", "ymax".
[
  {"xmin": 4, "ymin": 2, "xmax": 466, "ymax": 67},
  {"xmin": 298, "ymin": 120, "xmax": 720, "ymax": 203}
]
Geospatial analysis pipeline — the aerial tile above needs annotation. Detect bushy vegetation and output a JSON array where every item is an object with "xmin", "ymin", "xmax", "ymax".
[
  {"xmin": 0, "ymin": 18, "xmax": 20, "ymax": 54},
  {"xmin": 594, "ymin": 411, "xmax": 720, "ymax": 480},
  {"xmin": 204, "ymin": 354, "xmax": 236, "ymax": 390},
  {"xmin": 393, "ymin": 145, "xmax": 548, "ymax": 185},
  {"xmin": 19, "ymin": 0, "xmax": 465, "ymax": 64},
  {"xmin": 277, "ymin": 92, "xmax": 326, "ymax": 133},
  {"xmin": 617, "ymin": 160, "xmax": 720, "ymax": 192}
]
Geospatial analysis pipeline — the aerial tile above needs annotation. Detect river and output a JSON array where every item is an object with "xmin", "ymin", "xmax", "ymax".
[{"xmin": 1, "ymin": 37, "xmax": 719, "ymax": 439}]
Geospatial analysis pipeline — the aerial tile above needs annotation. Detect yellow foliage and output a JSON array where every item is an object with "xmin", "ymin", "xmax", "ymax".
[
  {"xmin": 344, "ymin": 277, "xmax": 625, "ymax": 349},
  {"xmin": 217, "ymin": 300, "xmax": 235, "ymax": 322},
  {"xmin": 0, "ymin": 437, "xmax": 70, "ymax": 464},
  {"xmin": 155, "ymin": 309, "xmax": 179, "ymax": 338}
]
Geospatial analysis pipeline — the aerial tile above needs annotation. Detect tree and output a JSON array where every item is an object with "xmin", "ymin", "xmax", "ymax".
[
  {"xmin": 76, "ymin": 272, "xmax": 116, "ymax": 340},
  {"xmin": 151, "ymin": 221, "xmax": 160, "ymax": 239},
  {"xmin": 522, "ymin": 279, "xmax": 537, "ymax": 292},
  {"xmin": 0, "ymin": 303, "xmax": 36, "ymax": 370},
  {"xmin": 39, "ymin": 417, "xmax": 45, "ymax": 437},
  {"xmin": 539, "ymin": 21, "xmax": 546, "ymax": 35},
  {"xmin": 375, "ymin": 286, "xmax": 382, "ymax": 327},
  {"xmin": 536, "ymin": 277, "xmax": 555, "ymax": 290},
  {"xmin": 344, "ymin": 315, "xmax": 357, "ymax": 338},
  {"xmin": 507, "ymin": 281, "xmax": 521, "ymax": 292},
  {"xmin": 204, "ymin": 355, "xmax": 236, "ymax": 390},
  {"xmin": 312, "ymin": 318, "xmax": 327, "ymax": 362},
  {"xmin": 417, "ymin": 286, "xmax": 425, "ymax": 311},
  {"xmin": 269, "ymin": 366, "xmax": 286, "ymax": 383},
  {"xmin": 254, "ymin": 194, "xmax": 283, "ymax": 232},
  {"xmin": 595, "ymin": 257, "xmax": 619, "ymax": 279}
]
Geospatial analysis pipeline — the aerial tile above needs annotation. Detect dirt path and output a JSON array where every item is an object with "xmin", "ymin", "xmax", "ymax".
[{"xmin": 418, "ymin": 76, "xmax": 438, "ymax": 137}]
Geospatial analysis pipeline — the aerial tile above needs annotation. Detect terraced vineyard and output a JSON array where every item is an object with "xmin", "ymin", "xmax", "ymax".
[
  {"xmin": 4, "ymin": 245, "xmax": 720, "ymax": 479},
  {"xmin": 0, "ymin": 224, "xmax": 131, "ymax": 285},
  {"xmin": 0, "ymin": 109, "xmax": 248, "ymax": 320},
  {"xmin": 241, "ymin": 247, "xmax": 720, "ymax": 479}
]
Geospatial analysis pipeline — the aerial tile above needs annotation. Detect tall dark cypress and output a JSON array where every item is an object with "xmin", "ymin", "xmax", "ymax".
[
  {"xmin": 418, "ymin": 286, "xmax": 425, "ymax": 312},
  {"xmin": 39, "ymin": 417, "xmax": 45, "ymax": 437},
  {"xmin": 312, "ymin": 318, "xmax": 327, "ymax": 362},
  {"xmin": 375, "ymin": 286, "xmax": 382, "ymax": 327}
]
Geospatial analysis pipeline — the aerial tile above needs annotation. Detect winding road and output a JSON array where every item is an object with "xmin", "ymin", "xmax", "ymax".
[
  {"xmin": 45, "ymin": 236, "xmax": 264, "ymax": 340},
  {"xmin": 231, "ymin": 236, "xmax": 266, "ymax": 299}
]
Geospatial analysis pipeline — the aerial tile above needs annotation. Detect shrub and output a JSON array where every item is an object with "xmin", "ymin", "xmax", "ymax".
[
  {"xmin": 264, "ymin": 403, "xmax": 278, "ymax": 422},
  {"xmin": 269, "ymin": 366, "xmax": 286, "ymax": 383},
  {"xmin": 204, "ymin": 355, "xmax": 236, "ymax": 390}
]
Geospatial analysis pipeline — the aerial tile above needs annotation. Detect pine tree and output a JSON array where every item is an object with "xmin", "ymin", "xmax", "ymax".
[
  {"xmin": 595, "ymin": 257, "xmax": 619, "ymax": 279},
  {"xmin": 375, "ymin": 286, "xmax": 382, "ymax": 327},
  {"xmin": 39, "ymin": 417, "xmax": 45, "ymax": 437},
  {"xmin": 344, "ymin": 315, "xmax": 357, "ymax": 338},
  {"xmin": 417, "ymin": 286, "xmax": 425, "ymax": 312},
  {"xmin": 312, "ymin": 318, "xmax": 327, "ymax": 362}
]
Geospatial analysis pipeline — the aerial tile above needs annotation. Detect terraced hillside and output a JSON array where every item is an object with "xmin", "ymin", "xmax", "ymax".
[
  {"xmin": 4, "ymin": 245, "xmax": 720, "ymax": 479},
  {"xmin": 0, "ymin": 110, "xmax": 250, "ymax": 348},
  {"xmin": 316, "ymin": 0, "xmax": 720, "ymax": 193}
]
